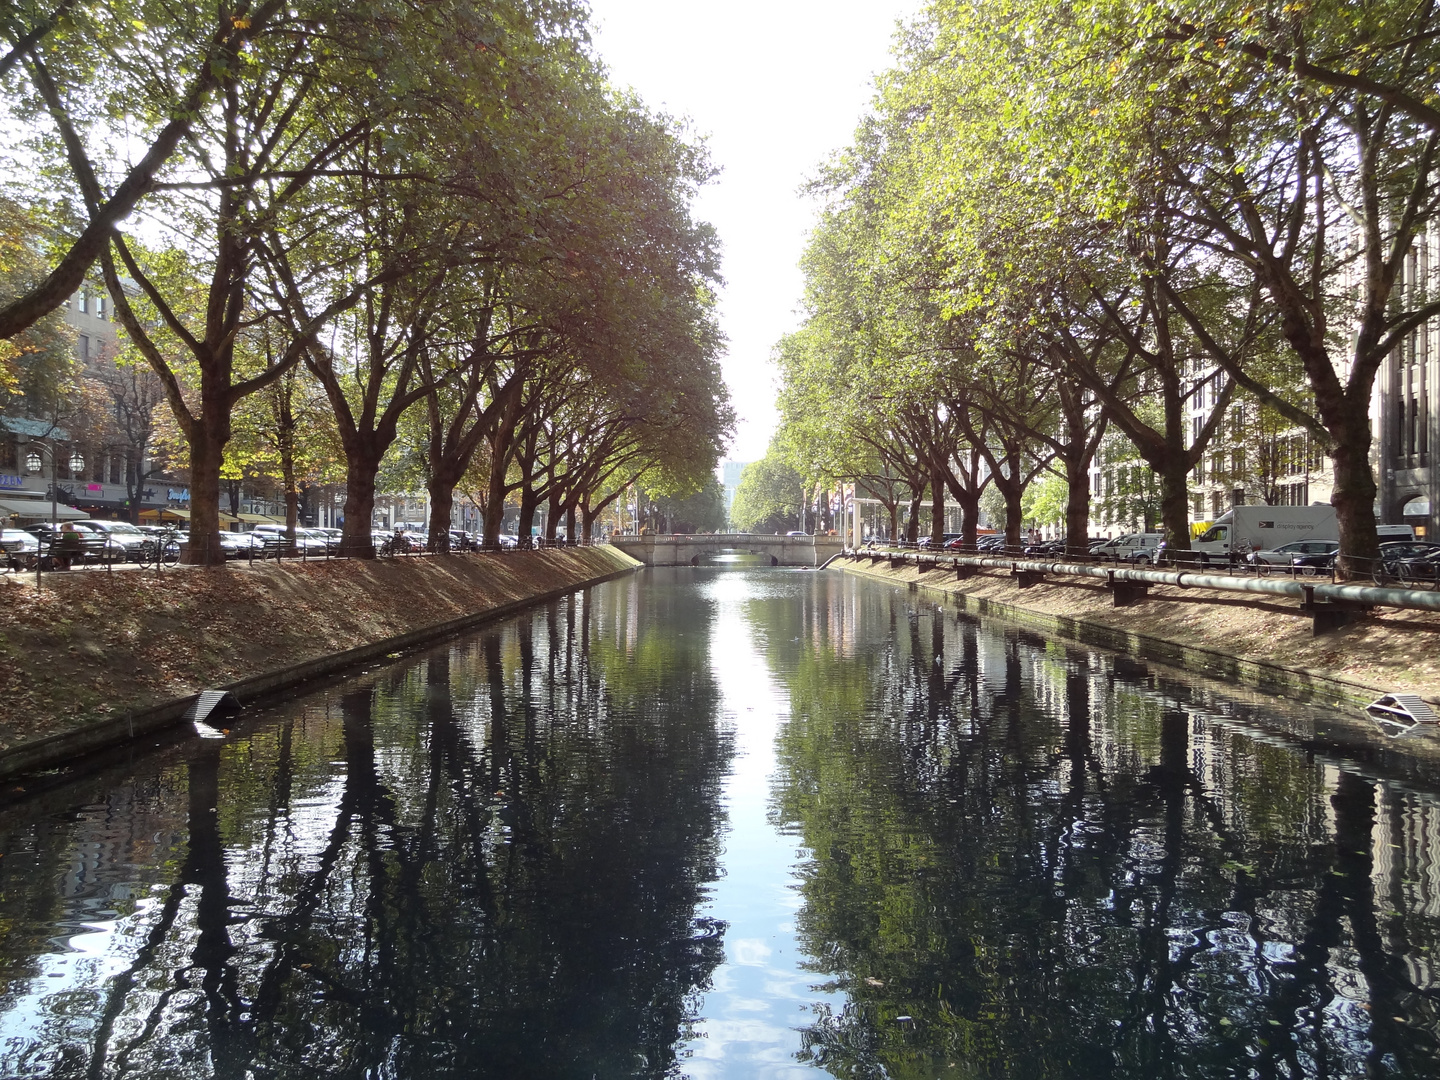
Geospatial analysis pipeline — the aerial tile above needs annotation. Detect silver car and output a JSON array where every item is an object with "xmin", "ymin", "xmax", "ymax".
[{"xmin": 1246, "ymin": 540, "xmax": 1339, "ymax": 573}]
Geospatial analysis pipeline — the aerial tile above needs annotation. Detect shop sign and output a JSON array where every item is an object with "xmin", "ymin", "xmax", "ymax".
[{"xmin": 0, "ymin": 474, "xmax": 25, "ymax": 490}]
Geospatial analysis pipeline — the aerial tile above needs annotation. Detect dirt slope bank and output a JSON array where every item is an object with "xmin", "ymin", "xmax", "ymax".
[
  {"xmin": 0, "ymin": 547, "xmax": 638, "ymax": 759},
  {"xmin": 838, "ymin": 555, "xmax": 1440, "ymax": 704}
]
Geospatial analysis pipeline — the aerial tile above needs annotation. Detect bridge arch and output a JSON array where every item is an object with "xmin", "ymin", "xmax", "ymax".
[
  {"xmin": 609, "ymin": 533, "xmax": 843, "ymax": 568},
  {"xmin": 688, "ymin": 548, "xmax": 779, "ymax": 566}
]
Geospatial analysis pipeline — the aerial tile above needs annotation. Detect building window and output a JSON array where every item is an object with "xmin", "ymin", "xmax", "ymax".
[
  {"xmin": 96, "ymin": 295, "xmax": 106, "ymax": 320},
  {"xmin": 109, "ymin": 456, "xmax": 121, "ymax": 485},
  {"xmin": 0, "ymin": 439, "xmax": 15, "ymax": 472},
  {"xmin": 78, "ymin": 335, "xmax": 89, "ymax": 361}
]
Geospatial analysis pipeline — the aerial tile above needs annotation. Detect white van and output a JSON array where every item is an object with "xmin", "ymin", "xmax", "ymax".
[
  {"xmin": 1378, "ymin": 523, "xmax": 1417, "ymax": 542},
  {"xmin": 1090, "ymin": 532, "xmax": 1165, "ymax": 563}
]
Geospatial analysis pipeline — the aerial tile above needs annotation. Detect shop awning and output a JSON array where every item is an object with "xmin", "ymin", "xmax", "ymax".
[
  {"xmin": 0, "ymin": 497, "xmax": 87, "ymax": 521},
  {"xmin": 139, "ymin": 507, "xmax": 239, "ymax": 523},
  {"xmin": 237, "ymin": 512, "xmax": 283, "ymax": 524}
]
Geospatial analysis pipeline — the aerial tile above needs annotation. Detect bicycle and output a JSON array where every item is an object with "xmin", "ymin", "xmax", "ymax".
[
  {"xmin": 138, "ymin": 526, "xmax": 180, "ymax": 570},
  {"xmin": 378, "ymin": 532, "xmax": 409, "ymax": 557}
]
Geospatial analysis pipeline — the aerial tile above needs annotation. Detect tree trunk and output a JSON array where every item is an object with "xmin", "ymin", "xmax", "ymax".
[
  {"xmin": 517, "ymin": 489, "xmax": 539, "ymax": 548},
  {"xmin": 340, "ymin": 454, "xmax": 381, "ymax": 558},
  {"xmin": 1158, "ymin": 457, "xmax": 1192, "ymax": 563},
  {"xmin": 904, "ymin": 497, "xmax": 920, "ymax": 543},
  {"xmin": 282, "ymin": 456, "xmax": 298, "ymax": 544},
  {"xmin": 957, "ymin": 489, "xmax": 980, "ymax": 549},
  {"xmin": 125, "ymin": 455, "xmax": 143, "ymax": 524},
  {"xmin": 930, "ymin": 470, "xmax": 945, "ymax": 545},
  {"xmin": 1004, "ymin": 485, "xmax": 1024, "ymax": 550},
  {"xmin": 544, "ymin": 491, "xmax": 562, "ymax": 541},
  {"xmin": 482, "ymin": 453, "xmax": 509, "ymax": 548},
  {"xmin": 183, "ymin": 420, "xmax": 226, "ymax": 566},
  {"xmin": 1063, "ymin": 453, "xmax": 1091, "ymax": 559},
  {"xmin": 1331, "ymin": 417, "xmax": 1381, "ymax": 579},
  {"xmin": 565, "ymin": 505, "xmax": 576, "ymax": 543},
  {"xmin": 427, "ymin": 475, "xmax": 456, "ymax": 552}
]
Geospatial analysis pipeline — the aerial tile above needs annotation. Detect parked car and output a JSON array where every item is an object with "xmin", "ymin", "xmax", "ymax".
[
  {"xmin": 1247, "ymin": 539, "xmax": 1340, "ymax": 574},
  {"xmin": 373, "ymin": 529, "xmax": 420, "ymax": 554},
  {"xmin": 1288, "ymin": 549, "xmax": 1337, "ymax": 576},
  {"xmin": 25, "ymin": 522, "xmax": 106, "ymax": 563},
  {"xmin": 77, "ymin": 519, "xmax": 151, "ymax": 561},
  {"xmin": 1023, "ymin": 537, "xmax": 1068, "ymax": 556},
  {"xmin": 1379, "ymin": 541, "xmax": 1440, "ymax": 580},
  {"xmin": 1290, "ymin": 541, "xmax": 1440, "ymax": 579},
  {"xmin": 1, "ymin": 528, "xmax": 44, "ymax": 569},
  {"xmin": 1092, "ymin": 532, "xmax": 1165, "ymax": 563},
  {"xmin": 1394, "ymin": 549, "xmax": 1440, "ymax": 583},
  {"xmin": 250, "ymin": 524, "xmax": 328, "ymax": 555},
  {"xmin": 297, "ymin": 527, "xmax": 338, "ymax": 555},
  {"xmin": 443, "ymin": 529, "xmax": 479, "ymax": 552},
  {"xmin": 217, "ymin": 531, "xmax": 265, "ymax": 559}
]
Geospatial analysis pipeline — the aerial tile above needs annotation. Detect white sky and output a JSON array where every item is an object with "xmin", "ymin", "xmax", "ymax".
[{"xmin": 586, "ymin": 1, "xmax": 920, "ymax": 465}]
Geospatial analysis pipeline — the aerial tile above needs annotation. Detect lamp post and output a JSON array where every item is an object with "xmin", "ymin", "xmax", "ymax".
[{"xmin": 24, "ymin": 439, "xmax": 84, "ymax": 585}]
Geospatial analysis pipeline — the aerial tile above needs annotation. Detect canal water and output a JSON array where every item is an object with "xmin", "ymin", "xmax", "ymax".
[{"xmin": 1, "ymin": 566, "xmax": 1438, "ymax": 1078}]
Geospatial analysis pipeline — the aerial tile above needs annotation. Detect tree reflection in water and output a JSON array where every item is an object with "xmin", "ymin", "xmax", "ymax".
[
  {"xmin": 0, "ymin": 585, "xmax": 732, "ymax": 1079},
  {"xmin": 3, "ymin": 569, "xmax": 1440, "ymax": 1079},
  {"xmin": 762, "ymin": 573, "xmax": 1440, "ymax": 1079}
]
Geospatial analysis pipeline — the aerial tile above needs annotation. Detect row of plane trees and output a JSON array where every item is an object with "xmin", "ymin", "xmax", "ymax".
[
  {"xmin": 767, "ymin": 0, "xmax": 1440, "ymax": 578},
  {"xmin": 0, "ymin": 0, "xmax": 732, "ymax": 562}
]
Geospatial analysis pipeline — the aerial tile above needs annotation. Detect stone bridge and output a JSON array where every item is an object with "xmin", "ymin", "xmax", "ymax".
[{"xmin": 609, "ymin": 533, "xmax": 845, "ymax": 567}]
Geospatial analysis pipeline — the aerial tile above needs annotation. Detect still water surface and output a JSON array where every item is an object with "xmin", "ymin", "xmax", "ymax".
[{"xmin": 1, "ymin": 566, "xmax": 1438, "ymax": 1078}]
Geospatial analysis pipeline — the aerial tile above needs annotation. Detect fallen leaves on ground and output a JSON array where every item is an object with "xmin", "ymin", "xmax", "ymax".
[{"xmin": 0, "ymin": 550, "xmax": 628, "ymax": 750}]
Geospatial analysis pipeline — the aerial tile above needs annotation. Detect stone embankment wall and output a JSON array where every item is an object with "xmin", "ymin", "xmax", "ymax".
[
  {"xmin": 836, "ymin": 554, "xmax": 1440, "ymax": 709},
  {"xmin": 0, "ymin": 547, "xmax": 639, "ymax": 778}
]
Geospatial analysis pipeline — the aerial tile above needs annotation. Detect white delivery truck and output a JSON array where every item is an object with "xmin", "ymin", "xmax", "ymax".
[{"xmin": 1186, "ymin": 506, "xmax": 1338, "ymax": 563}]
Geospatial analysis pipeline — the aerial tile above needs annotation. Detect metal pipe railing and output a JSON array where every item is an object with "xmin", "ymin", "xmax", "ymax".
[{"xmin": 863, "ymin": 550, "xmax": 1440, "ymax": 615}]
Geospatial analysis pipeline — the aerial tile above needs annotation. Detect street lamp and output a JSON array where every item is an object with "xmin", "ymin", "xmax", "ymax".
[{"xmin": 23, "ymin": 439, "xmax": 83, "ymax": 585}]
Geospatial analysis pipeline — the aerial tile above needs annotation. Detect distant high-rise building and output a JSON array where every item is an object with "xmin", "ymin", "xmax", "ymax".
[{"xmin": 720, "ymin": 460, "xmax": 751, "ymax": 516}]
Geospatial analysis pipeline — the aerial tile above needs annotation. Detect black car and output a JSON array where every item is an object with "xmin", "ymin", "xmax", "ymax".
[
  {"xmin": 1382, "ymin": 541, "xmax": 1440, "ymax": 582},
  {"xmin": 1023, "ymin": 537, "xmax": 1068, "ymax": 556},
  {"xmin": 1290, "ymin": 541, "xmax": 1440, "ymax": 580},
  {"xmin": 1287, "ymin": 549, "xmax": 1337, "ymax": 576}
]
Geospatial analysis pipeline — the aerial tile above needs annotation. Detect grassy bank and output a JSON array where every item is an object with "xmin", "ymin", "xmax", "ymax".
[
  {"xmin": 0, "ymin": 547, "xmax": 639, "ymax": 770},
  {"xmin": 837, "ymin": 554, "xmax": 1440, "ymax": 707}
]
